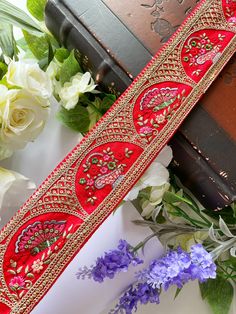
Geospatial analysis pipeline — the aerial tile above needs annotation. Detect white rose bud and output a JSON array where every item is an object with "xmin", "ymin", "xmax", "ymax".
[
  {"xmin": 0, "ymin": 88, "xmax": 49, "ymax": 151},
  {"xmin": 6, "ymin": 60, "xmax": 52, "ymax": 99}
]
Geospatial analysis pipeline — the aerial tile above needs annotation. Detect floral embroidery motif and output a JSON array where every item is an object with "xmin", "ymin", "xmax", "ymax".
[
  {"xmin": 224, "ymin": 0, "xmax": 236, "ymax": 26},
  {"xmin": 31, "ymin": 259, "xmax": 44, "ymax": 274},
  {"xmin": 15, "ymin": 220, "xmax": 66, "ymax": 255},
  {"xmin": 137, "ymin": 88, "xmax": 186, "ymax": 142},
  {"xmin": 182, "ymin": 33, "xmax": 225, "ymax": 76},
  {"xmin": 9, "ymin": 276, "xmax": 26, "ymax": 291},
  {"xmin": 79, "ymin": 148, "xmax": 133, "ymax": 205}
]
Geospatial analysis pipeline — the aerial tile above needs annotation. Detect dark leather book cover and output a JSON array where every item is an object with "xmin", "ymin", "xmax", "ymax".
[{"xmin": 45, "ymin": 0, "xmax": 236, "ymax": 209}]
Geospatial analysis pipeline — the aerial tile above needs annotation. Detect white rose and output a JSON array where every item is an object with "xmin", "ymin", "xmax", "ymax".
[
  {"xmin": 0, "ymin": 146, "xmax": 13, "ymax": 161},
  {"xmin": 0, "ymin": 88, "xmax": 49, "ymax": 151},
  {"xmin": 0, "ymin": 167, "xmax": 36, "ymax": 221},
  {"xmin": 124, "ymin": 146, "xmax": 173, "ymax": 201},
  {"xmin": 6, "ymin": 60, "xmax": 52, "ymax": 99},
  {"xmin": 59, "ymin": 72, "xmax": 99, "ymax": 110}
]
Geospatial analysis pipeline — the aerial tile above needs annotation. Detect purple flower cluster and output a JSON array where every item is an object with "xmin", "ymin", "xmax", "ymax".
[
  {"xmin": 76, "ymin": 240, "xmax": 143, "ymax": 283},
  {"xmin": 138, "ymin": 244, "xmax": 216, "ymax": 291},
  {"xmin": 77, "ymin": 240, "xmax": 216, "ymax": 314},
  {"xmin": 110, "ymin": 283, "xmax": 159, "ymax": 314}
]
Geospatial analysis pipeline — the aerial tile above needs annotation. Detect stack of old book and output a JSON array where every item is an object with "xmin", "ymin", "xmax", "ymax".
[{"xmin": 45, "ymin": 0, "xmax": 236, "ymax": 210}]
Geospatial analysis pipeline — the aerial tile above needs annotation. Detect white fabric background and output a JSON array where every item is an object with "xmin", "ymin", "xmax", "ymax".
[{"xmin": 1, "ymin": 1, "xmax": 235, "ymax": 313}]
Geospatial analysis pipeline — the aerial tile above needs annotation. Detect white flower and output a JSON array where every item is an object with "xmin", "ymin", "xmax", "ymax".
[
  {"xmin": 46, "ymin": 60, "xmax": 62, "ymax": 97},
  {"xmin": 0, "ymin": 167, "xmax": 36, "ymax": 214},
  {"xmin": 124, "ymin": 146, "xmax": 173, "ymax": 202},
  {"xmin": 46, "ymin": 60, "xmax": 59, "ymax": 80},
  {"xmin": 0, "ymin": 88, "xmax": 49, "ymax": 151},
  {"xmin": 32, "ymin": 259, "xmax": 44, "ymax": 273},
  {"xmin": 59, "ymin": 72, "xmax": 99, "ymax": 110},
  {"xmin": 140, "ymin": 183, "xmax": 170, "ymax": 218},
  {"xmin": 6, "ymin": 60, "xmax": 52, "ymax": 99}
]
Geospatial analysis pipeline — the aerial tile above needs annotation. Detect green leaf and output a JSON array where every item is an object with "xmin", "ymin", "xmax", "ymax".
[
  {"xmin": 57, "ymin": 105, "xmax": 90, "ymax": 133},
  {"xmin": 199, "ymin": 276, "xmax": 234, "ymax": 314},
  {"xmin": 23, "ymin": 30, "xmax": 49, "ymax": 60},
  {"xmin": 0, "ymin": 22, "xmax": 18, "ymax": 58},
  {"xmin": 54, "ymin": 48, "xmax": 70, "ymax": 63},
  {"xmin": 232, "ymin": 203, "xmax": 236, "ymax": 219},
  {"xmin": 138, "ymin": 186, "xmax": 152, "ymax": 200},
  {"xmin": 0, "ymin": 61, "xmax": 7, "ymax": 80},
  {"xmin": 60, "ymin": 50, "xmax": 82, "ymax": 85},
  {"xmin": 27, "ymin": 0, "xmax": 47, "ymax": 21},
  {"xmin": 99, "ymin": 93, "xmax": 116, "ymax": 113},
  {"xmin": 0, "ymin": 0, "xmax": 42, "ymax": 35},
  {"xmin": 163, "ymin": 191, "xmax": 193, "ymax": 205},
  {"xmin": 48, "ymin": 39, "xmax": 54, "ymax": 64},
  {"xmin": 203, "ymin": 205, "xmax": 236, "ymax": 225},
  {"xmin": 17, "ymin": 37, "xmax": 28, "ymax": 51},
  {"xmin": 174, "ymin": 287, "xmax": 182, "ymax": 300}
]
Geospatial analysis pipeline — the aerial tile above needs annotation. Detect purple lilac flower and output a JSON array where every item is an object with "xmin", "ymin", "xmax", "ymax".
[
  {"xmin": 189, "ymin": 244, "xmax": 217, "ymax": 282},
  {"xmin": 137, "ymin": 244, "xmax": 216, "ymax": 291},
  {"xmin": 76, "ymin": 240, "xmax": 143, "ymax": 283},
  {"xmin": 109, "ymin": 283, "xmax": 159, "ymax": 314},
  {"xmin": 110, "ymin": 244, "xmax": 216, "ymax": 314}
]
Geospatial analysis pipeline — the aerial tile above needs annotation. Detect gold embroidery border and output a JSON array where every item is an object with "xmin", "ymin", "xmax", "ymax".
[{"xmin": 0, "ymin": 0, "xmax": 235, "ymax": 312}]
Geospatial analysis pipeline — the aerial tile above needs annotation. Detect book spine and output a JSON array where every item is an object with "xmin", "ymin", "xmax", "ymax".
[
  {"xmin": 170, "ymin": 134, "xmax": 236, "ymax": 210},
  {"xmin": 45, "ymin": 0, "xmax": 132, "ymax": 96}
]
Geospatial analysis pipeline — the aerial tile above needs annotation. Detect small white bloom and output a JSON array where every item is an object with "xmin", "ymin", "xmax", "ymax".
[
  {"xmin": 6, "ymin": 60, "xmax": 52, "ymax": 99},
  {"xmin": 124, "ymin": 146, "xmax": 173, "ymax": 202},
  {"xmin": 140, "ymin": 183, "xmax": 170, "ymax": 218},
  {"xmin": 59, "ymin": 72, "xmax": 99, "ymax": 110},
  {"xmin": 46, "ymin": 60, "xmax": 59, "ymax": 80},
  {"xmin": 0, "ymin": 89, "xmax": 49, "ymax": 151},
  {"xmin": 46, "ymin": 60, "xmax": 62, "ymax": 97},
  {"xmin": 0, "ymin": 167, "xmax": 36, "ymax": 214}
]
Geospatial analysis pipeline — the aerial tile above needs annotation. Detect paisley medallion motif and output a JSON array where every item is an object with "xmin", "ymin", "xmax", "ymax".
[
  {"xmin": 75, "ymin": 142, "xmax": 143, "ymax": 211},
  {"xmin": 181, "ymin": 29, "xmax": 235, "ymax": 81}
]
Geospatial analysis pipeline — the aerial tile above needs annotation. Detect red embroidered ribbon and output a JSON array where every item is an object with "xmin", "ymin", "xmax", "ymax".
[{"xmin": 0, "ymin": 1, "xmax": 236, "ymax": 313}]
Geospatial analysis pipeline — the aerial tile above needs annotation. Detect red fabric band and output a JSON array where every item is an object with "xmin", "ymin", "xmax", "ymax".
[{"xmin": 0, "ymin": 1, "xmax": 236, "ymax": 313}]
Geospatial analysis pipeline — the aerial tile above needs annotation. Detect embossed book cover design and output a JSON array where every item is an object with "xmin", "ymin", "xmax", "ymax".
[{"xmin": 45, "ymin": 0, "xmax": 236, "ymax": 208}]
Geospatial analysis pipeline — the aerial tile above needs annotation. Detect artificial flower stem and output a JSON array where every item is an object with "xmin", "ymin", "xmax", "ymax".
[
  {"xmin": 211, "ymin": 238, "xmax": 236, "ymax": 260},
  {"xmin": 132, "ymin": 231, "xmax": 160, "ymax": 253}
]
